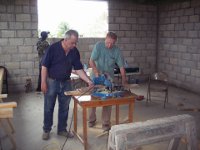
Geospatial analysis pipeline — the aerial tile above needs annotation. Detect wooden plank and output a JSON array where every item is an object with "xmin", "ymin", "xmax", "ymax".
[
  {"xmin": 0, "ymin": 119, "xmax": 16, "ymax": 149},
  {"xmin": 0, "ymin": 68, "xmax": 4, "ymax": 94},
  {"xmin": 0, "ymin": 68, "xmax": 17, "ymax": 150},
  {"xmin": 64, "ymin": 85, "xmax": 104, "ymax": 96},
  {"xmin": 0, "ymin": 102, "xmax": 17, "ymax": 108},
  {"xmin": 0, "ymin": 94, "xmax": 8, "ymax": 99},
  {"xmin": 0, "ymin": 108, "xmax": 13, "ymax": 118}
]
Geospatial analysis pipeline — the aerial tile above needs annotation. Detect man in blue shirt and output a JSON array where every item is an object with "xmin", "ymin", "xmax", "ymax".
[
  {"xmin": 89, "ymin": 31, "xmax": 127, "ymax": 131},
  {"xmin": 41, "ymin": 30, "xmax": 93, "ymax": 140}
]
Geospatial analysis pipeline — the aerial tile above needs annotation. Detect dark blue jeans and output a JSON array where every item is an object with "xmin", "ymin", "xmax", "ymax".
[{"xmin": 43, "ymin": 78, "xmax": 72, "ymax": 133}]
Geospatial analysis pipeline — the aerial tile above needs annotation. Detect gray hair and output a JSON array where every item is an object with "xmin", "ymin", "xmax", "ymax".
[{"xmin": 64, "ymin": 29, "xmax": 79, "ymax": 39}]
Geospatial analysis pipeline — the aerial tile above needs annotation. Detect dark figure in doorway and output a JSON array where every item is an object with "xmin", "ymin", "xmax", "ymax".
[{"xmin": 36, "ymin": 31, "xmax": 50, "ymax": 92}]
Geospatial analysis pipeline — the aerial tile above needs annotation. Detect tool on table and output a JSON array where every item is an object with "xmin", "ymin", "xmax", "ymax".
[
  {"xmin": 65, "ymin": 73, "xmax": 138, "ymax": 100},
  {"xmin": 91, "ymin": 74, "xmax": 125, "ymax": 100}
]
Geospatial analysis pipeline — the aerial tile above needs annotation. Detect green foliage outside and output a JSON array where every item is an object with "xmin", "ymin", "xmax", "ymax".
[{"xmin": 57, "ymin": 22, "xmax": 70, "ymax": 38}]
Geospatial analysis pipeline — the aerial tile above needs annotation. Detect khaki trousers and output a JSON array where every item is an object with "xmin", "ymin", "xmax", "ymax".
[{"xmin": 89, "ymin": 106, "xmax": 112, "ymax": 126}]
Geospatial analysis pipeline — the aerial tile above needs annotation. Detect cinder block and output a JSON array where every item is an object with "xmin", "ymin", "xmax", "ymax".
[
  {"xmin": 0, "ymin": 54, "xmax": 11, "ymax": 62},
  {"xmin": 0, "ymin": 22, "xmax": 8, "ymax": 29},
  {"xmin": 2, "ymin": 30, "xmax": 15, "ymax": 38},
  {"xmin": 167, "ymin": 24, "xmax": 175, "ymax": 30},
  {"xmin": 186, "ymin": 75, "xmax": 196, "ymax": 82},
  {"xmin": 189, "ymin": 15, "xmax": 199, "ymax": 22},
  {"xmin": 15, "ymin": 5, "xmax": 22, "ymax": 13},
  {"xmin": 24, "ymin": 38, "xmax": 38, "ymax": 45},
  {"xmin": 127, "ymin": 18, "xmax": 136, "ymax": 24},
  {"xmin": 178, "ymin": 30, "xmax": 187, "ymax": 37},
  {"xmin": 0, "ymin": 38, "xmax": 8, "ymax": 45},
  {"xmin": 6, "ymin": 62, "xmax": 20, "ymax": 69},
  {"xmin": 23, "ymin": 6, "xmax": 30, "ymax": 13},
  {"xmin": 115, "ymin": 17, "xmax": 126, "ymax": 24},
  {"xmin": 8, "ymin": 22, "xmax": 23, "ymax": 29},
  {"xmin": 119, "ymin": 24, "xmax": 131, "ymax": 31},
  {"xmin": 109, "ymin": 10, "xmax": 120, "ymax": 17},
  {"xmin": 9, "ymin": 38, "xmax": 23, "ymax": 45},
  {"xmin": 0, "ymin": 14, "xmax": 15, "ymax": 21},
  {"xmin": 31, "ymin": 14, "xmax": 38, "ymax": 22},
  {"xmin": 11, "ymin": 54, "xmax": 27, "ymax": 61},
  {"xmin": 119, "ymin": 38, "xmax": 131, "ymax": 44},
  {"xmin": 30, "ymin": 6, "xmax": 37, "ymax": 14},
  {"xmin": 188, "ymin": 31, "xmax": 198, "ymax": 38},
  {"xmin": 184, "ymin": 8, "xmax": 194, "ymax": 15},
  {"xmin": 178, "ymin": 45, "xmax": 187, "ymax": 52},
  {"xmin": 0, "ymin": 5, "xmax": 6, "ymax": 12},
  {"xmin": 182, "ymin": 67, "xmax": 191, "ymax": 75},
  {"xmin": 182, "ymin": 39, "xmax": 192, "ymax": 45},
  {"xmin": 20, "ymin": 62, "xmax": 34, "ymax": 69},
  {"xmin": 17, "ymin": 30, "xmax": 32, "ymax": 37},
  {"xmin": 135, "ymin": 44, "xmax": 145, "ymax": 50},
  {"xmin": 120, "ymin": 10, "xmax": 131, "ymax": 17},
  {"xmin": 191, "ymin": 69, "xmax": 200, "ymax": 77},
  {"xmin": 16, "ymin": 14, "xmax": 31, "ymax": 22},
  {"xmin": 182, "ymin": 53, "xmax": 192, "ymax": 60},
  {"xmin": 194, "ymin": 22, "xmax": 200, "ymax": 30},
  {"xmin": 170, "ymin": 58, "xmax": 178, "ymax": 65},
  {"xmin": 169, "ymin": 72, "xmax": 177, "ymax": 78},
  {"xmin": 18, "ymin": 46, "xmax": 33, "ymax": 53},
  {"xmin": 177, "ymin": 73, "xmax": 185, "ymax": 81},
  {"xmin": 171, "ymin": 17, "xmax": 179, "ymax": 23},
  {"xmin": 23, "ymin": 22, "xmax": 38, "ymax": 29},
  {"xmin": 184, "ymin": 23, "xmax": 194, "ymax": 30},
  {"xmin": 180, "ymin": 16, "xmax": 188, "ymax": 23},
  {"xmin": 181, "ymin": 1, "xmax": 191, "ymax": 8}
]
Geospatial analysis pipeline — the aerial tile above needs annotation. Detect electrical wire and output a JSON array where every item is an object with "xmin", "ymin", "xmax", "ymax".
[
  {"xmin": 61, "ymin": 84, "xmax": 95, "ymax": 150},
  {"xmin": 0, "ymin": 138, "xmax": 3, "ymax": 150}
]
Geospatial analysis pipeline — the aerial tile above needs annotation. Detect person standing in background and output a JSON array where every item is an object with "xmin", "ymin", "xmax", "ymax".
[{"xmin": 36, "ymin": 31, "xmax": 50, "ymax": 92}]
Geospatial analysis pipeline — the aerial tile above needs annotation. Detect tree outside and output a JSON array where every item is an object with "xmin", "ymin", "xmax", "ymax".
[{"xmin": 57, "ymin": 22, "xmax": 70, "ymax": 38}]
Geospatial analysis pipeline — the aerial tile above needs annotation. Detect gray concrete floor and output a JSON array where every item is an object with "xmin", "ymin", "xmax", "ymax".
[{"xmin": 1, "ymin": 83, "xmax": 200, "ymax": 150}]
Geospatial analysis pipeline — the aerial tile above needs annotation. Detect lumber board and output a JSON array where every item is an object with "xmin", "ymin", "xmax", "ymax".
[
  {"xmin": 0, "ymin": 94, "xmax": 8, "ymax": 99},
  {"xmin": 0, "ymin": 102, "xmax": 17, "ymax": 108},
  {"xmin": 0, "ymin": 108, "xmax": 13, "ymax": 118},
  {"xmin": 0, "ymin": 68, "xmax": 4, "ymax": 94}
]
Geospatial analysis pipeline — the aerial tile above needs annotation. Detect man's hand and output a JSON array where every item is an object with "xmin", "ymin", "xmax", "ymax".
[
  {"xmin": 75, "ymin": 69, "xmax": 94, "ymax": 89},
  {"xmin": 120, "ymin": 67, "xmax": 128, "ymax": 86},
  {"xmin": 87, "ymin": 80, "xmax": 94, "ymax": 89},
  {"xmin": 41, "ymin": 66, "xmax": 48, "ymax": 94},
  {"xmin": 122, "ymin": 79, "xmax": 128, "ymax": 86},
  {"xmin": 41, "ymin": 81, "xmax": 47, "ymax": 94}
]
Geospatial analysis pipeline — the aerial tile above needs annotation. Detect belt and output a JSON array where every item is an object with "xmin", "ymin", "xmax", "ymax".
[{"xmin": 48, "ymin": 76, "xmax": 70, "ymax": 82}]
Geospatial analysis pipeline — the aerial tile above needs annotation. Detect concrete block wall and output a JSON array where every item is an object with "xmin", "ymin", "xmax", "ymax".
[
  {"xmin": 0, "ymin": 0, "xmax": 199, "ymax": 93},
  {"xmin": 158, "ymin": 0, "xmax": 200, "ymax": 93},
  {"xmin": 108, "ymin": 1, "xmax": 157, "ymax": 75},
  {"xmin": 0, "ymin": 0, "xmax": 38, "ymax": 92}
]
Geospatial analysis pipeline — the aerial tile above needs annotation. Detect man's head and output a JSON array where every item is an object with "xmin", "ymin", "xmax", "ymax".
[
  {"xmin": 40, "ymin": 31, "xmax": 50, "ymax": 40},
  {"xmin": 63, "ymin": 29, "xmax": 79, "ymax": 50},
  {"xmin": 105, "ymin": 31, "xmax": 117, "ymax": 49}
]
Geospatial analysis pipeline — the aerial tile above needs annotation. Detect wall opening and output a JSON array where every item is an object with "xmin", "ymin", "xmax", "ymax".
[{"xmin": 37, "ymin": 0, "xmax": 108, "ymax": 38}]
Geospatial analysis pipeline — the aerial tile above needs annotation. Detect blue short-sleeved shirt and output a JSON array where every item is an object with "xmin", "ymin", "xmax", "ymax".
[
  {"xmin": 90, "ymin": 41, "xmax": 124, "ymax": 79},
  {"xmin": 42, "ymin": 40, "xmax": 83, "ymax": 80}
]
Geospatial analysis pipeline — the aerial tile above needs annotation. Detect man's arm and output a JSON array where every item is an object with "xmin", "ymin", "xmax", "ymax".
[
  {"xmin": 89, "ymin": 58, "xmax": 99, "ymax": 77},
  {"xmin": 75, "ymin": 69, "xmax": 93, "ymax": 87},
  {"xmin": 120, "ymin": 67, "xmax": 128, "ymax": 86},
  {"xmin": 41, "ymin": 66, "xmax": 48, "ymax": 93}
]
